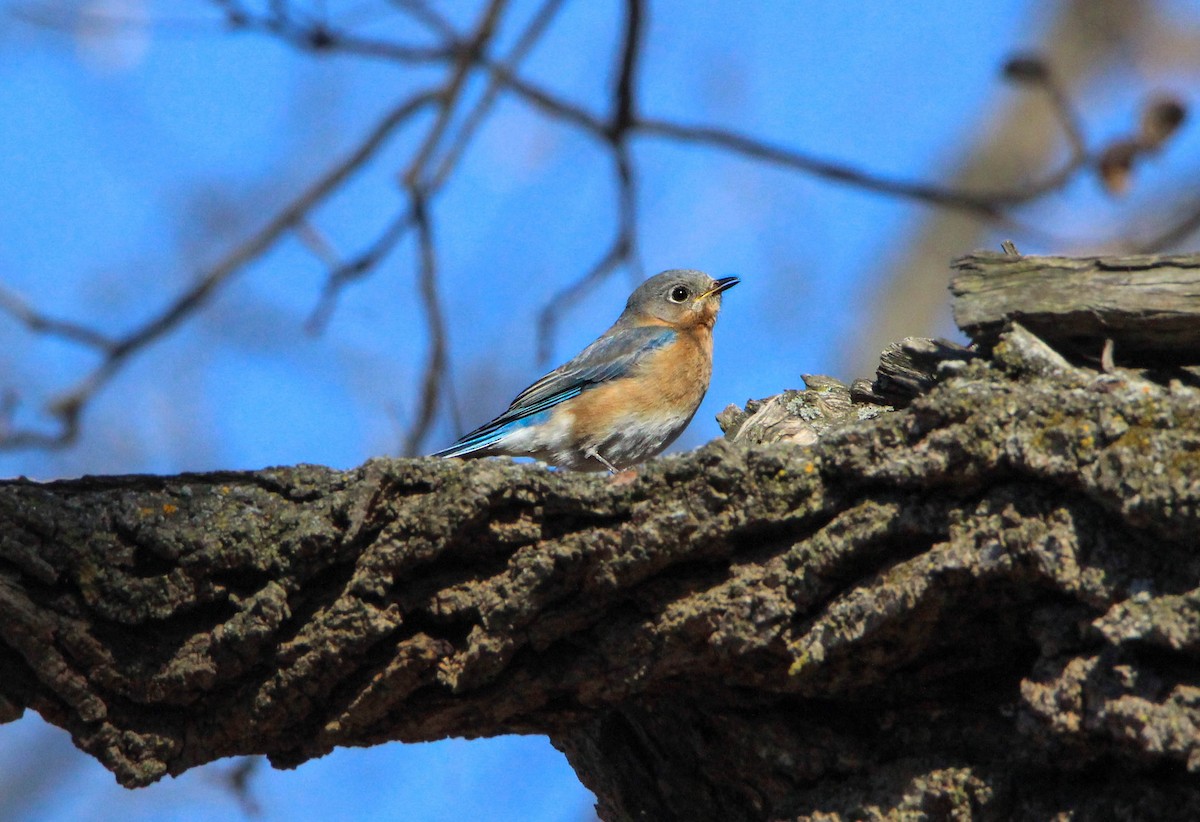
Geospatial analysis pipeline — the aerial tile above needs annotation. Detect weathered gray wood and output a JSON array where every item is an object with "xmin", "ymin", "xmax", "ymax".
[
  {"xmin": 716, "ymin": 375, "xmax": 879, "ymax": 447},
  {"xmin": 951, "ymin": 251, "xmax": 1200, "ymax": 364},
  {"xmin": 849, "ymin": 337, "xmax": 978, "ymax": 408}
]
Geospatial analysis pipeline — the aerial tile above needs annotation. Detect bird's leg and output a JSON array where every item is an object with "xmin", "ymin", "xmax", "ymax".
[{"xmin": 585, "ymin": 446, "xmax": 620, "ymax": 474}]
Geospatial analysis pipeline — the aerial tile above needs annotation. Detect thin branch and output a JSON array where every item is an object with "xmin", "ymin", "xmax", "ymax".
[
  {"xmin": 291, "ymin": 0, "xmax": 505, "ymax": 454},
  {"xmin": 293, "ymin": 220, "xmax": 342, "ymax": 269},
  {"xmin": 0, "ymin": 286, "xmax": 116, "ymax": 352},
  {"xmin": 106, "ymin": 90, "xmax": 437, "ymax": 367},
  {"xmin": 429, "ymin": 0, "xmax": 569, "ymax": 188},
  {"xmin": 611, "ymin": 0, "xmax": 643, "ymax": 135},
  {"xmin": 537, "ymin": 211, "xmax": 633, "ymax": 364},
  {"xmin": 396, "ymin": 0, "xmax": 508, "ymax": 454},
  {"xmin": 294, "ymin": 0, "xmax": 565, "ymax": 452},
  {"xmin": 482, "ymin": 67, "xmax": 1083, "ymax": 220},
  {"xmin": 1042, "ymin": 72, "xmax": 1088, "ymax": 160},
  {"xmin": 217, "ymin": 0, "xmax": 452, "ymax": 62},
  {"xmin": 478, "ymin": 59, "xmax": 609, "ymax": 135},
  {"xmin": 1002, "ymin": 54, "xmax": 1088, "ymax": 159},
  {"xmin": 204, "ymin": 9, "xmax": 1147, "ymax": 226},
  {"xmin": 372, "ymin": 0, "xmax": 509, "ymax": 192},
  {"xmin": 614, "ymin": 142, "xmax": 643, "ymax": 282},
  {"xmin": 207, "ymin": 757, "xmax": 263, "ymax": 818},
  {"xmin": 401, "ymin": 189, "xmax": 446, "ymax": 457},
  {"xmin": 304, "ymin": 0, "xmax": 570, "ymax": 412},
  {"xmin": 531, "ymin": 0, "xmax": 645, "ymax": 361},
  {"xmin": 637, "ymin": 117, "xmax": 1068, "ymax": 216},
  {"xmin": 388, "ymin": 0, "xmax": 458, "ymax": 41},
  {"xmin": 306, "ymin": 0, "xmax": 522, "ymax": 330},
  {"xmin": 251, "ymin": 15, "xmax": 1089, "ymax": 219},
  {"xmin": 305, "ymin": 204, "xmax": 415, "ymax": 334},
  {"xmin": 610, "ymin": 0, "xmax": 645, "ymax": 285},
  {"xmin": 0, "ymin": 89, "xmax": 439, "ymax": 450}
]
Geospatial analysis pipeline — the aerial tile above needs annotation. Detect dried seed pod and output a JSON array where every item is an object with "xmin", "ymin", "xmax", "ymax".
[
  {"xmin": 1002, "ymin": 54, "xmax": 1050, "ymax": 84},
  {"xmin": 1139, "ymin": 96, "xmax": 1187, "ymax": 150},
  {"xmin": 1097, "ymin": 140, "xmax": 1140, "ymax": 195}
]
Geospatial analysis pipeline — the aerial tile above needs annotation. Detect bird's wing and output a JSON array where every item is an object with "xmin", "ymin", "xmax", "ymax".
[
  {"xmin": 505, "ymin": 324, "xmax": 675, "ymax": 415},
  {"xmin": 433, "ymin": 325, "xmax": 675, "ymax": 455}
]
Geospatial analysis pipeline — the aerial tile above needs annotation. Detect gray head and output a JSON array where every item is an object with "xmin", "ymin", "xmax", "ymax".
[{"xmin": 619, "ymin": 269, "xmax": 740, "ymax": 329}]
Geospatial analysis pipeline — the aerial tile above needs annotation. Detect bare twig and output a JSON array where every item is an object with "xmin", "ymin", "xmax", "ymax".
[
  {"xmin": 396, "ymin": 0, "xmax": 509, "ymax": 454},
  {"xmin": 0, "ymin": 89, "xmax": 438, "ymax": 450},
  {"xmin": 214, "ymin": 13, "xmax": 1101, "ymax": 225},
  {"xmin": 401, "ymin": 0, "xmax": 506, "ymax": 189},
  {"xmin": 293, "ymin": 220, "xmax": 342, "ymax": 269},
  {"xmin": 401, "ymin": 189, "xmax": 446, "ymax": 457},
  {"xmin": 304, "ymin": 204, "xmax": 415, "ymax": 334},
  {"xmin": 611, "ymin": 0, "xmax": 643, "ymax": 135},
  {"xmin": 259, "ymin": 15, "xmax": 1093, "ymax": 220},
  {"xmin": 1003, "ymin": 54, "xmax": 1087, "ymax": 158},
  {"xmin": 479, "ymin": 60, "xmax": 609, "ymax": 135},
  {"xmin": 1041, "ymin": 71, "xmax": 1088, "ymax": 160},
  {"xmin": 6, "ymin": 1, "xmax": 1190, "ymax": 456},
  {"xmin": 537, "ymin": 214, "xmax": 634, "ymax": 364},
  {"xmin": 0, "ymin": 286, "xmax": 116, "ymax": 351},
  {"xmin": 609, "ymin": 0, "xmax": 645, "ymax": 287},
  {"xmin": 104, "ymin": 91, "xmax": 438, "ymax": 365},
  {"xmin": 388, "ymin": 0, "xmax": 458, "ymax": 41},
  {"xmin": 635, "ymin": 118, "xmax": 1086, "ymax": 216},
  {"xmin": 360, "ymin": 0, "xmax": 500, "ymax": 455},
  {"xmin": 215, "ymin": 0, "xmax": 451, "ymax": 62},
  {"xmin": 306, "ymin": 0, "xmax": 557, "ymax": 334},
  {"xmin": 613, "ymin": 143, "xmax": 643, "ymax": 284},
  {"xmin": 207, "ymin": 757, "xmax": 262, "ymax": 818},
  {"xmin": 429, "ymin": 0, "xmax": 569, "ymax": 187},
  {"xmin": 300, "ymin": 0, "xmax": 565, "ymax": 450},
  {"xmin": 534, "ymin": 0, "xmax": 645, "ymax": 361}
]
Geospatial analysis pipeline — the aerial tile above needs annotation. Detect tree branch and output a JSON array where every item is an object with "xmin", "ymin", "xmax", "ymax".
[
  {"xmin": 0, "ymin": 88, "xmax": 439, "ymax": 450},
  {"xmin": 3, "ymin": 308, "xmax": 1199, "ymax": 818},
  {"xmin": 400, "ymin": 189, "xmax": 446, "ymax": 456}
]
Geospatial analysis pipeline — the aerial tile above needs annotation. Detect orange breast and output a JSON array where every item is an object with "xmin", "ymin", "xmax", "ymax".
[{"xmin": 567, "ymin": 326, "xmax": 713, "ymax": 448}]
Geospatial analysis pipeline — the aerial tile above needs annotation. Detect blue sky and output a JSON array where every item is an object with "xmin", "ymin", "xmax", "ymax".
[{"xmin": 1, "ymin": 1, "xmax": 1197, "ymax": 820}]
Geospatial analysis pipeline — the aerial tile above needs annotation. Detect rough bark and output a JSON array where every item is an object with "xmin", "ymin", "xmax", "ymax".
[{"xmin": 2, "ymin": 325, "xmax": 1200, "ymax": 817}]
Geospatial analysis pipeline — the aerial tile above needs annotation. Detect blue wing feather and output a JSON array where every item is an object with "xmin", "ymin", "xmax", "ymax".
[{"xmin": 431, "ymin": 324, "xmax": 675, "ymax": 458}]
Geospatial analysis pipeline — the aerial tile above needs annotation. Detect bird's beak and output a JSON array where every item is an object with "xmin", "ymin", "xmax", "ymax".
[{"xmin": 702, "ymin": 276, "xmax": 741, "ymax": 299}]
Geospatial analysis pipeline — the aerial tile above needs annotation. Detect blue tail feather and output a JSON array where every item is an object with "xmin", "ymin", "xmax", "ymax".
[
  {"xmin": 430, "ymin": 430, "xmax": 507, "ymax": 459},
  {"xmin": 431, "ymin": 408, "xmax": 555, "ymax": 459}
]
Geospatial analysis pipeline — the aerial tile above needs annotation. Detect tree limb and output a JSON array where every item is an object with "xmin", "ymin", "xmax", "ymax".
[{"xmin": 2, "ymin": 314, "xmax": 1199, "ymax": 818}]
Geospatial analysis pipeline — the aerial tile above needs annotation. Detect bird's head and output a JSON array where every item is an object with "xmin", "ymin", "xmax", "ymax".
[{"xmin": 621, "ymin": 269, "xmax": 740, "ymax": 330}]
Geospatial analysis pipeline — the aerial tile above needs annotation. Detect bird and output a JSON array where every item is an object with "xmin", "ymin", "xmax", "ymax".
[{"xmin": 432, "ymin": 269, "xmax": 740, "ymax": 472}]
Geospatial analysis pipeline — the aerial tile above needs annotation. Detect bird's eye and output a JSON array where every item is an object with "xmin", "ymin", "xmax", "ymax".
[{"xmin": 669, "ymin": 285, "xmax": 691, "ymax": 302}]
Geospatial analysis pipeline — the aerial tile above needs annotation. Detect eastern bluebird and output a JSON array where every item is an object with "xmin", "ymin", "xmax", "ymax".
[{"xmin": 432, "ymin": 269, "xmax": 740, "ymax": 472}]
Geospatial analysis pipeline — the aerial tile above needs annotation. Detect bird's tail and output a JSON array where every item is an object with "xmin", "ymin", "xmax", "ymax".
[
  {"xmin": 429, "ymin": 427, "xmax": 507, "ymax": 459},
  {"xmin": 431, "ymin": 405, "xmax": 557, "ymax": 460}
]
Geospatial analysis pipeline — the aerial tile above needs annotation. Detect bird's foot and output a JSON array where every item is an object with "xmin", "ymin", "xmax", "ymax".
[{"xmin": 585, "ymin": 447, "xmax": 621, "ymax": 474}]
